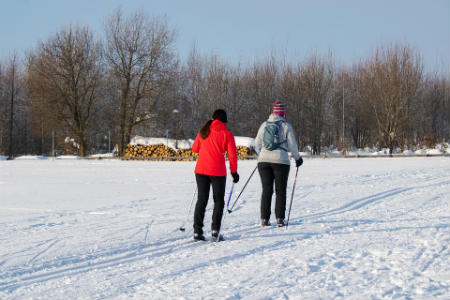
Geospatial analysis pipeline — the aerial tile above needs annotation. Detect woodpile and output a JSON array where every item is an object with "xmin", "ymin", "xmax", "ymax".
[
  {"xmin": 124, "ymin": 144, "xmax": 180, "ymax": 160},
  {"xmin": 237, "ymin": 146, "xmax": 256, "ymax": 160},
  {"xmin": 124, "ymin": 144, "xmax": 255, "ymax": 161},
  {"xmin": 176, "ymin": 148, "xmax": 198, "ymax": 161}
]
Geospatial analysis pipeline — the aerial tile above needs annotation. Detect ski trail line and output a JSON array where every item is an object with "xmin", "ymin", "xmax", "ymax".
[
  {"xmin": 0, "ymin": 236, "xmax": 201, "ymax": 292},
  {"xmin": 27, "ymin": 240, "xmax": 59, "ymax": 265},
  {"xmin": 300, "ymin": 178, "xmax": 450, "ymax": 220},
  {"xmin": 0, "ymin": 230, "xmax": 188, "ymax": 282}
]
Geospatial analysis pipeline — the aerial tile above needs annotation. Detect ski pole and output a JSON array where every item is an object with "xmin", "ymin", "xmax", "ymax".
[
  {"xmin": 226, "ymin": 181, "xmax": 235, "ymax": 210},
  {"xmin": 228, "ymin": 166, "xmax": 257, "ymax": 213},
  {"xmin": 179, "ymin": 186, "xmax": 197, "ymax": 232},
  {"xmin": 215, "ymin": 182, "xmax": 234, "ymax": 242},
  {"xmin": 286, "ymin": 166, "xmax": 299, "ymax": 230}
]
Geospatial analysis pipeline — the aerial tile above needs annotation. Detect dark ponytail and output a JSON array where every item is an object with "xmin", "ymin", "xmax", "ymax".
[
  {"xmin": 199, "ymin": 120, "xmax": 213, "ymax": 139},
  {"xmin": 199, "ymin": 109, "xmax": 228, "ymax": 139}
]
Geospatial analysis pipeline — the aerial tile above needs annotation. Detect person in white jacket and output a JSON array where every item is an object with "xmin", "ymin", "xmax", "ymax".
[{"xmin": 255, "ymin": 100, "xmax": 303, "ymax": 227}]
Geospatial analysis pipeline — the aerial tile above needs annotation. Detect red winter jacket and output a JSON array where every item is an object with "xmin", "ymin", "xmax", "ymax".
[{"xmin": 192, "ymin": 120, "xmax": 238, "ymax": 176}]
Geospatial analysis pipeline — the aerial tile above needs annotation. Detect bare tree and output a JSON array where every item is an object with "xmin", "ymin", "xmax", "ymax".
[
  {"xmin": 360, "ymin": 44, "xmax": 423, "ymax": 154},
  {"xmin": 0, "ymin": 62, "xmax": 4, "ymax": 153},
  {"xmin": 0, "ymin": 62, "xmax": 6, "ymax": 154},
  {"xmin": 7, "ymin": 55, "xmax": 18, "ymax": 157},
  {"xmin": 226, "ymin": 64, "xmax": 251, "ymax": 135},
  {"xmin": 331, "ymin": 66, "xmax": 374, "ymax": 150},
  {"xmin": 27, "ymin": 25, "xmax": 103, "ymax": 157},
  {"xmin": 412, "ymin": 74, "xmax": 450, "ymax": 147},
  {"xmin": 0, "ymin": 53, "xmax": 25, "ymax": 157},
  {"xmin": 298, "ymin": 53, "xmax": 334, "ymax": 154},
  {"xmin": 104, "ymin": 8, "xmax": 176, "ymax": 156},
  {"xmin": 425, "ymin": 75, "xmax": 449, "ymax": 139},
  {"xmin": 248, "ymin": 58, "xmax": 279, "ymax": 131},
  {"xmin": 280, "ymin": 63, "xmax": 306, "ymax": 148}
]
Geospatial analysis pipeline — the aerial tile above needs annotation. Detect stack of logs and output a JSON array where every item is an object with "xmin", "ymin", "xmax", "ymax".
[
  {"xmin": 124, "ymin": 144, "xmax": 255, "ymax": 160},
  {"xmin": 124, "ymin": 144, "xmax": 188, "ymax": 161},
  {"xmin": 236, "ymin": 146, "xmax": 255, "ymax": 160}
]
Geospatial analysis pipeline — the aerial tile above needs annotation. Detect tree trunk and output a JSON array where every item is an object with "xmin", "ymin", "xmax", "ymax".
[
  {"xmin": 118, "ymin": 96, "xmax": 128, "ymax": 157},
  {"xmin": 8, "ymin": 65, "xmax": 15, "ymax": 158},
  {"xmin": 77, "ymin": 132, "xmax": 86, "ymax": 157}
]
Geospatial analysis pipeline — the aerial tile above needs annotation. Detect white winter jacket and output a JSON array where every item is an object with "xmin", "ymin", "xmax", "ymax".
[{"xmin": 255, "ymin": 114, "xmax": 300, "ymax": 165}]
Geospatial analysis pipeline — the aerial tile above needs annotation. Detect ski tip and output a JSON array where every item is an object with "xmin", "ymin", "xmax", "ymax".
[{"xmin": 179, "ymin": 227, "xmax": 185, "ymax": 232}]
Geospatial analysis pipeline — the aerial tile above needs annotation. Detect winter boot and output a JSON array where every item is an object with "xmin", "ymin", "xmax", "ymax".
[
  {"xmin": 261, "ymin": 219, "xmax": 271, "ymax": 227},
  {"xmin": 194, "ymin": 233, "xmax": 206, "ymax": 241},
  {"xmin": 276, "ymin": 218, "xmax": 285, "ymax": 227},
  {"xmin": 211, "ymin": 230, "xmax": 224, "ymax": 242}
]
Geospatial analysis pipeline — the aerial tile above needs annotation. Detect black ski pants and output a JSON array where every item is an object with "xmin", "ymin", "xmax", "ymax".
[
  {"xmin": 258, "ymin": 162, "xmax": 290, "ymax": 220},
  {"xmin": 194, "ymin": 174, "xmax": 226, "ymax": 235}
]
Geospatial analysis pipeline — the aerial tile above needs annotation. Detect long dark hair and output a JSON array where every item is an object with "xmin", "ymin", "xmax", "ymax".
[{"xmin": 199, "ymin": 109, "xmax": 228, "ymax": 139}]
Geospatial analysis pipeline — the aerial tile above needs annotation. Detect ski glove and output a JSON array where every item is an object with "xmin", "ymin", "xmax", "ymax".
[
  {"xmin": 231, "ymin": 172, "xmax": 240, "ymax": 183},
  {"xmin": 296, "ymin": 157, "xmax": 303, "ymax": 167}
]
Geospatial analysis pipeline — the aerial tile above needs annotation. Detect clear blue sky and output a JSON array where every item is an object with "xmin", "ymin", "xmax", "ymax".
[{"xmin": 1, "ymin": 0, "xmax": 448, "ymax": 73}]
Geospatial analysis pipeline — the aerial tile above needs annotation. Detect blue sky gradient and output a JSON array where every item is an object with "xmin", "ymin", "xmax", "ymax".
[{"xmin": 1, "ymin": 0, "xmax": 448, "ymax": 73}]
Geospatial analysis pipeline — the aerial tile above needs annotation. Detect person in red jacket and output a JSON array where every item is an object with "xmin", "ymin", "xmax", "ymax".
[{"xmin": 192, "ymin": 109, "xmax": 239, "ymax": 241}]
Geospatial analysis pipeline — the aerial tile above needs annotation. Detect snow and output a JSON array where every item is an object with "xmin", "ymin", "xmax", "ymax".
[
  {"xmin": 234, "ymin": 136, "xmax": 255, "ymax": 148},
  {"xmin": 372, "ymin": 149, "xmax": 390, "ymax": 156},
  {"xmin": 0, "ymin": 157, "xmax": 449, "ymax": 299},
  {"xmin": 4, "ymin": 155, "xmax": 87, "ymax": 161},
  {"xmin": 89, "ymin": 153, "xmax": 115, "ymax": 159},
  {"xmin": 426, "ymin": 149, "xmax": 444, "ymax": 155},
  {"xmin": 130, "ymin": 136, "xmax": 195, "ymax": 150},
  {"xmin": 64, "ymin": 137, "xmax": 79, "ymax": 149},
  {"xmin": 13, "ymin": 155, "xmax": 49, "ymax": 160},
  {"xmin": 415, "ymin": 149, "xmax": 427, "ymax": 155},
  {"xmin": 56, "ymin": 155, "xmax": 86, "ymax": 160}
]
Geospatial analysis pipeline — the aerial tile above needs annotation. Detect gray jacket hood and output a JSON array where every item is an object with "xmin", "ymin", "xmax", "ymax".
[{"xmin": 267, "ymin": 113, "xmax": 285, "ymax": 122}]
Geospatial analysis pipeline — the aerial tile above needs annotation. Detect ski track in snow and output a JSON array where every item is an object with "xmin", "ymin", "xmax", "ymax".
[{"xmin": 0, "ymin": 158, "xmax": 449, "ymax": 299}]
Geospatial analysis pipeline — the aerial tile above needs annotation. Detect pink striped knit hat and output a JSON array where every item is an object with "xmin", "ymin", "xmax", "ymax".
[{"xmin": 272, "ymin": 100, "xmax": 286, "ymax": 118}]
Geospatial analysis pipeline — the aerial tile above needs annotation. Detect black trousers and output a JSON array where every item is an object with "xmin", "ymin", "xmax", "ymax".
[
  {"xmin": 258, "ymin": 162, "xmax": 290, "ymax": 220},
  {"xmin": 194, "ymin": 174, "xmax": 226, "ymax": 235}
]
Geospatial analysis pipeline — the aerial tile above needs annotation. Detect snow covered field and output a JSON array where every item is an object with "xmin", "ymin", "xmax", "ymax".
[{"xmin": 1, "ymin": 157, "xmax": 449, "ymax": 299}]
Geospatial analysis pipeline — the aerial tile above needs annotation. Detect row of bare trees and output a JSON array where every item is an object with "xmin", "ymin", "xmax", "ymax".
[{"xmin": 0, "ymin": 9, "xmax": 449, "ymax": 157}]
